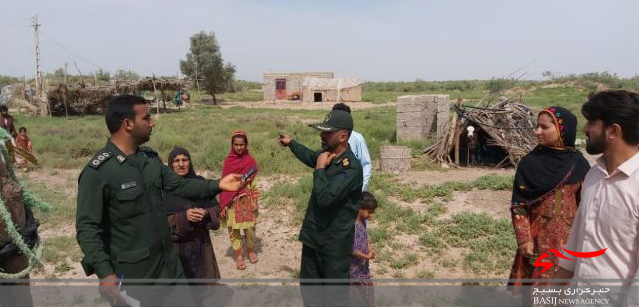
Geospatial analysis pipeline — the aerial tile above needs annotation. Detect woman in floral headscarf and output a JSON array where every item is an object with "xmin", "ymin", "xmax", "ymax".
[
  {"xmin": 507, "ymin": 107, "xmax": 590, "ymax": 298},
  {"xmin": 219, "ymin": 130, "xmax": 260, "ymax": 270}
]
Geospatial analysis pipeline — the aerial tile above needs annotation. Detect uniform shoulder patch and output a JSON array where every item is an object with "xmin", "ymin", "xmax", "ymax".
[
  {"xmin": 88, "ymin": 151, "xmax": 113, "ymax": 169},
  {"xmin": 341, "ymin": 157, "xmax": 350, "ymax": 167},
  {"xmin": 139, "ymin": 146, "xmax": 158, "ymax": 158}
]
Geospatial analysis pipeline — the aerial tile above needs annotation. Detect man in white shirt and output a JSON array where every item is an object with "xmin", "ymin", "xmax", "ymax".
[
  {"xmin": 555, "ymin": 90, "xmax": 639, "ymax": 306},
  {"xmin": 332, "ymin": 103, "xmax": 372, "ymax": 191}
]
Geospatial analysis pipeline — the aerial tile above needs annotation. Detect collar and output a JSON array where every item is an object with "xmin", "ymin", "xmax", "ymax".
[
  {"xmin": 595, "ymin": 151, "xmax": 639, "ymax": 178},
  {"xmin": 332, "ymin": 148, "xmax": 353, "ymax": 166},
  {"xmin": 105, "ymin": 139, "xmax": 130, "ymax": 164}
]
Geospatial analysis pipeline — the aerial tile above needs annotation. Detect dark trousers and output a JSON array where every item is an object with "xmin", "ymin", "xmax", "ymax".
[
  {"xmin": 300, "ymin": 244, "xmax": 350, "ymax": 307},
  {"xmin": 0, "ymin": 253, "xmax": 33, "ymax": 307}
]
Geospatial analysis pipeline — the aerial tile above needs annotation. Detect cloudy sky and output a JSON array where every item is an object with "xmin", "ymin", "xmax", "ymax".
[{"xmin": 1, "ymin": 0, "xmax": 638, "ymax": 81}]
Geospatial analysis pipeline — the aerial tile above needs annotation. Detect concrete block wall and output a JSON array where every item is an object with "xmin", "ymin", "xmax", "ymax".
[{"xmin": 396, "ymin": 94, "xmax": 450, "ymax": 141}]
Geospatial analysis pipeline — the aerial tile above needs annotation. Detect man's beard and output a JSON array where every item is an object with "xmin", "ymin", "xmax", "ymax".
[
  {"xmin": 321, "ymin": 138, "xmax": 338, "ymax": 152},
  {"xmin": 133, "ymin": 128, "xmax": 151, "ymax": 145},
  {"xmin": 586, "ymin": 131, "xmax": 607, "ymax": 155}
]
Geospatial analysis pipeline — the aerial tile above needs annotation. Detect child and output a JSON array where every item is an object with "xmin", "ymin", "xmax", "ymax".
[
  {"xmin": 14, "ymin": 127, "xmax": 33, "ymax": 171},
  {"xmin": 219, "ymin": 130, "xmax": 260, "ymax": 270},
  {"xmin": 351, "ymin": 191, "xmax": 377, "ymax": 307}
]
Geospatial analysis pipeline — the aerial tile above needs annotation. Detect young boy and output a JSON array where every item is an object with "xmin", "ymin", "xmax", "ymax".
[
  {"xmin": 14, "ymin": 127, "xmax": 33, "ymax": 171},
  {"xmin": 351, "ymin": 191, "xmax": 377, "ymax": 307}
]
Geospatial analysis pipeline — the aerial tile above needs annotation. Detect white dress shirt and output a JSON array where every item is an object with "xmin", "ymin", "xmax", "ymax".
[{"xmin": 558, "ymin": 151, "xmax": 639, "ymax": 305}]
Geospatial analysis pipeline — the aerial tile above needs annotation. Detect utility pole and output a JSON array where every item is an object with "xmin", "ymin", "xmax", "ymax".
[{"xmin": 32, "ymin": 14, "xmax": 42, "ymax": 99}]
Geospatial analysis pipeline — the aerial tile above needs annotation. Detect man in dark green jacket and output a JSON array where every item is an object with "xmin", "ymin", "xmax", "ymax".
[
  {"xmin": 279, "ymin": 109, "xmax": 363, "ymax": 307},
  {"xmin": 76, "ymin": 95, "xmax": 241, "ymax": 306}
]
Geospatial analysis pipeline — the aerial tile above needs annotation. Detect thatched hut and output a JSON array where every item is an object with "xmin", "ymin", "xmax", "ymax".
[
  {"xmin": 424, "ymin": 98, "xmax": 537, "ymax": 167},
  {"xmin": 43, "ymin": 77, "xmax": 190, "ymax": 116}
]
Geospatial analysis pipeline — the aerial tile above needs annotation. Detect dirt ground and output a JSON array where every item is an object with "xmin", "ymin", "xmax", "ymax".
[{"xmin": 26, "ymin": 164, "xmax": 516, "ymax": 281}]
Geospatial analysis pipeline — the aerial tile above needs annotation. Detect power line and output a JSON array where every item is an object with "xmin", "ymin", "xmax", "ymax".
[
  {"xmin": 40, "ymin": 30, "xmax": 103, "ymax": 70},
  {"xmin": 0, "ymin": 25, "xmax": 31, "ymax": 31}
]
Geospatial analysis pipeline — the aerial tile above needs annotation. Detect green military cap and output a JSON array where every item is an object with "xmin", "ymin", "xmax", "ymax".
[{"xmin": 308, "ymin": 110, "xmax": 353, "ymax": 132}]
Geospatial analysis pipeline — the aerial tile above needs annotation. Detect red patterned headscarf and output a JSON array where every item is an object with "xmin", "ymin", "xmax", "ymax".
[
  {"xmin": 511, "ymin": 106, "xmax": 589, "ymax": 206},
  {"xmin": 219, "ymin": 130, "xmax": 258, "ymax": 208}
]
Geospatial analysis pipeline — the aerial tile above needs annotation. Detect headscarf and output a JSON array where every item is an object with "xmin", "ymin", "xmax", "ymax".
[
  {"xmin": 511, "ymin": 106, "xmax": 590, "ymax": 206},
  {"xmin": 165, "ymin": 147, "xmax": 217, "ymax": 212},
  {"xmin": 167, "ymin": 146, "xmax": 197, "ymax": 179},
  {"xmin": 219, "ymin": 130, "xmax": 258, "ymax": 209}
]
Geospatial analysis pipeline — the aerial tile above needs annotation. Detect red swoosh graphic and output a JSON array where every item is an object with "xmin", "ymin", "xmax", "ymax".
[
  {"xmin": 534, "ymin": 253, "xmax": 554, "ymax": 277},
  {"xmin": 548, "ymin": 249, "xmax": 574, "ymax": 260},
  {"xmin": 532, "ymin": 248, "xmax": 608, "ymax": 277},
  {"xmin": 563, "ymin": 248, "xmax": 608, "ymax": 258}
]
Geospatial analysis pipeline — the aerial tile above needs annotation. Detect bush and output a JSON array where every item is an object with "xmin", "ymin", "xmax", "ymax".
[{"xmin": 485, "ymin": 78, "xmax": 515, "ymax": 94}]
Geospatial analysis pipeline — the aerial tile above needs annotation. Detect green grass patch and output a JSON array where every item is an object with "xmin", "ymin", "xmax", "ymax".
[
  {"xmin": 261, "ymin": 175, "xmax": 313, "ymax": 223},
  {"xmin": 13, "ymin": 105, "xmax": 398, "ymax": 174},
  {"xmin": 19, "ymin": 179, "xmax": 75, "ymax": 227},
  {"xmin": 416, "ymin": 269, "xmax": 435, "ymax": 279},
  {"xmin": 390, "ymin": 253, "xmax": 419, "ymax": 269},
  {"xmin": 435, "ymin": 212, "xmax": 516, "ymax": 275},
  {"xmin": 373, "ymin": 174, "xmax": 513, "ymax": 204},
  {"xmin": 368, "ymin": 227, "xmax": 392, "ymax": 248},
  {"xmin": 419, "ymin": 232, "xmax": 445, "ymax": 255},
  {"xmin": 42, "ymin": 235, "xmax": 81, "ymax": 264}
]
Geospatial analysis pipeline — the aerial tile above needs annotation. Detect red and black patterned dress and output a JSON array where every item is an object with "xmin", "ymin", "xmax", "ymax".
[{"xmin": 508, "ymin": 182, "xmax": 582, "ymax": 295}]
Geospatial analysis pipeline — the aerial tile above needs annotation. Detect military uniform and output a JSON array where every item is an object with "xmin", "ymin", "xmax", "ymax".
[
  {"xmin": 76, "ymin": 139, "xmax": 222, "ymax": 305},
  {"xmin": 289, "ymin": 110, "xmax": 363, "ymax": 307}
]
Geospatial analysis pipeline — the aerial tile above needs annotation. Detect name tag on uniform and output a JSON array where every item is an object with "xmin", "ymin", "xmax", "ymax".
[{"xmin": 121, "ymin": 181, "xmax": 137, "ymax": 190}]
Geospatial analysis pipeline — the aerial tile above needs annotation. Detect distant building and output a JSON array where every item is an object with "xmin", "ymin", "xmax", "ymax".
[{"xmin": 262, "ymin": 72, "xmax": 363, "ymax": 102}]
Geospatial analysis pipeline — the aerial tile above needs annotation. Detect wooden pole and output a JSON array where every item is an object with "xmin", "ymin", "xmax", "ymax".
[
  {"xmin": 152, "ymin": 75, "xmax": 159, "ymax": 119},
  {"xmin": 453, "ymin": 98, "xmax": 463, "ymax": 165},
  {"xmin": 63, "ymin": 62, "xmax": 68, "ymax": 85},
  {"xmin": 63, "ymin": 63, "xmax": 69, "ymax": 118}
]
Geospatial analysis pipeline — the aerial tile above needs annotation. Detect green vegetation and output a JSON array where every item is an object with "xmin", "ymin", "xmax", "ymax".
[
  {"xmin": 371, "ymin": 173, "xmax": 512, "ymax": 203},
  {"xmin": 13, "ymin": 106, "xmax": 400, "ymax": 172},
  {"xmin": 41, "ymin": 235, "xmax": 82, "ymax": 264},
  {"xmin": 19, "ymin": 179, "xmax": 75, "ymax": 228},
  {"xmin": 1, "ymin": 75, "xmax": 19, "ymax": 88},
  {"xmin": 180, "ymin": 31, "xmax": 236, "ymax": 105}
]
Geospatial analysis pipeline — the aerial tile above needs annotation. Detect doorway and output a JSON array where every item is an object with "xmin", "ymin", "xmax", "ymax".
[
  {"xmin": 314, "ymin": 92, "xmax": 322, "ymax": 102},
  {"xmin": 275, "ymin": 79, "xmax": 286, "ymax": 100}
]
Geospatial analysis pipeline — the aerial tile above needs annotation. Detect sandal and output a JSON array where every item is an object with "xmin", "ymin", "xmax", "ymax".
[
  {"xmin": 248, "ymin": 250, "xmax": 258, "ymax": 264},
  {"xmin": 235, "ymin": 250, "xmax": 246, "ymax": 270}
]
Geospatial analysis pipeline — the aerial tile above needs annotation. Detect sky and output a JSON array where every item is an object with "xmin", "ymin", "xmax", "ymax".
[{"xmin": 1, "ymin": 0, "xmax": 638, "ymax": 81}]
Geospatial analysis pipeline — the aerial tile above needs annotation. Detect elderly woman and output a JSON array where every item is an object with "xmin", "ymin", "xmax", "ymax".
[
  {"xmin": 507, "ymin": 107, "xmax": 590, "ymax": 300},
  {"xmin": 164, "ymin": 147, "xmax": 221, "ymax": 303}
]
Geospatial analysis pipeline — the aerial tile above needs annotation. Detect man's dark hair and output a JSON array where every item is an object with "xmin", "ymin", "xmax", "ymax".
[
  {"xmin": 18, "ymin": 127, "xmax": 26, "ymax": 133},
  {"xmin": 360, "ymin": 191, "xmax": 378, "ymax": 210},
  {"xmin": 332, "ymin": 103, "xmax": 351, "ymax": 114},
  {"xmin": 582, "ymin": 90, "xmax": 639, "ymax": 145},
  {"xmin": 105, "ymin": 95, "xmax": 147, "ymax": 134},
  {"xmin": 0, "ymin": 105, "xmax": 8, "ymax": 112}
]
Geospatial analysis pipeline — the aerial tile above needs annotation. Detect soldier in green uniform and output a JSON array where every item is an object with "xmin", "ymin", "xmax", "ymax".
[
  {"xmin": 75, "ymin": 95, "xmax": 242, "ymax": 306},
  {"xmin": 279, "ymin": 109, "xmax": 363, "ymax": 307}
]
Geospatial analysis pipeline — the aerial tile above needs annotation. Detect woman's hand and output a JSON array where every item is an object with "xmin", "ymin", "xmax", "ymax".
[
  {"xmin": 220, "ymin": 207, "xmax": 228, "ymax": 219},
  {"xmin": 186, "ymin": 208, "xmax": 205, "ymax": 222},
  {"xmin": 518, "ymin": 241, "xmax": 534, "ymax": 257},
  {"xmin": 367, "ymin": 249, "xmax": 376, "ymax": 261}
]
